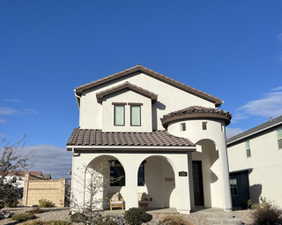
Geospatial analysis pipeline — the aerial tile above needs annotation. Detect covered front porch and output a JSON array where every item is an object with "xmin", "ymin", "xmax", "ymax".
[{"xmin": 71, "ymin": 151, "xmax": 193, "ymax": 214}]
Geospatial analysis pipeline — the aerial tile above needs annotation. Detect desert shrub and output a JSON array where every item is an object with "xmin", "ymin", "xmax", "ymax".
[
  {"xmin": 23, "ymin": 221, "xmax": 45, "ymax": 225},
  {"xmin": 92, "ymin": 215, "xmax": 124, "ymax": 225},
  {"xmin": 252, "ymin": 201, "xmax": 282, "ymax": 225},
  {"xmin": 12, "ymin": 212, "xmax": 36, "ymax": 222},
  {"xmin": 39, "ymin": 199, "xmax": 55, "ymax": 208},
  {"xmin": 46, "ymin": 221, "xmax": 71, "ymax": 225},
  {"xmin": 70, "ymin": 212, "xmax": 88, "ymax": 223},
  {"xmin": 124, "ymin": 207, "xmax": 152, "ymax": 225},
  {"xmin": 23, "ymin": 220, "xmax": 71, "ymax": 225},
  {"xmin": 158, "ymin": 215, "xmax": 193, "ymax": 225}
]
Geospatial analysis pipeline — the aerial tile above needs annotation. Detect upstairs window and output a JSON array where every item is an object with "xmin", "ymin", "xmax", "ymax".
[
  {"xmin": 180, "ymin": 123, "xmax": 186, "ymax": 131},
  {"xmin": 130, "ymin": 104, "xmax": 141, "ymax": 126},
  {"xmin": 202, "ymin": 122, "xmax": 207, "ymax": 130},
  {"xmin": 245, "ymin": 140, "xmax": 251, "ymax": 158},
  {"xmin": 277, "ymin": 128, "xmax": 282, "ymax": 150},
  {"xmin": 114, "ymin": 104, "xmax": 125, "ymax": 126}
]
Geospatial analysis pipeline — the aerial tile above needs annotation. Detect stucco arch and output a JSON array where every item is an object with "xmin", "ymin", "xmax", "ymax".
[
  {"xmin": 84, "ymin": 155, "xmax": 126, "ymax": 210},
  {"xmin": 191, "ymin": 138, "xmax": 219, "ymax": 208},
  {"xmin": 136, "ymin": 155, "xmax": 176, "ymax": 209}
]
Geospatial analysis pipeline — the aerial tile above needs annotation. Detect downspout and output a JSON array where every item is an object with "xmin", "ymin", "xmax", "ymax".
[{"xmin": 74, "ymin": 89, "xmax": 81, "ymax": 108}]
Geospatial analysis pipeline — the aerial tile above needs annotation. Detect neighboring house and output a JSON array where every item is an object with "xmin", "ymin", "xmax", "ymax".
[
  {"xmin": 67, "ymin": 65, "xmax": 232, "ymax": 213},
  {"xmin": 0, "ymin": 170, "xmax": 50, "ymax": 189},
  {"xmin": 227, "ymin": 115, "xmax": 282, "ymax": 209}
]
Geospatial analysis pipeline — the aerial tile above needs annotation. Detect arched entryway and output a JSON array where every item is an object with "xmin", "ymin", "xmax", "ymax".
[
  {"xmin": 84, "ymin": 155, "xmax": 126, "ymax": 210},
  {"xmin": 192, "ymin": 139, "xmax": 218, "ymax": 209},
  {"xmin": 136, "ymin": 155, "xmax": 175, "ymax": 209}
]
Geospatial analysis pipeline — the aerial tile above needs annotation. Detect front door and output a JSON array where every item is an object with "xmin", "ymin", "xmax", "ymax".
[
  {"xmin": 230, "ymin": 170, "xmax": 250, "ymax": 209},
  {"xmin": 192, "ymin": 160, "xmax": 204, "ymax": 206}
]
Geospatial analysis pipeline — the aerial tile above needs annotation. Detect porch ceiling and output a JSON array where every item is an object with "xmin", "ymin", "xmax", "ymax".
[{"xmin": 67, "ymin": 128, "xmax": 195, "ymax": 148}]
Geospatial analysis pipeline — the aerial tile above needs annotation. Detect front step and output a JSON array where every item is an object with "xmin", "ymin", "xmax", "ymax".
[{"xmin": 185, "ymin": 211, "xmax": 245, "ymax": 225}]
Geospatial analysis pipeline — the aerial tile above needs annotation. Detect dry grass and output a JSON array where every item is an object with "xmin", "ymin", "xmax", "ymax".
[{"xmin": 159, "ymin": 215, "xmax": 194, "ymax": 225}]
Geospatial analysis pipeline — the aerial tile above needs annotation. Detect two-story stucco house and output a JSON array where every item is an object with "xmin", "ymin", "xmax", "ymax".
[
  {"xmin": 227, "ymin": 115, "xmax": 282, "ymax": 209},
  {"xmin": 67, "ymin": 65, "xmax": 232, "ymax": 214}
]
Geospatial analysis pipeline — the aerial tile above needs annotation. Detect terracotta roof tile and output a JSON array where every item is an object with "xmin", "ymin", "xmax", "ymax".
[
  {"xmin": 161, "ymin": 106, "xmax": 231, "ymax": 128},
  {"xmin": 67, "ymin": 128, "xmax": 194, "ymax": 147}
]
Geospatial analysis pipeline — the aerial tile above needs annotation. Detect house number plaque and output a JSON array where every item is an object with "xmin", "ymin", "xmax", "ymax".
[{"xmin": 178, "ymin": 171, "xmax": 188, "ymax": 177}]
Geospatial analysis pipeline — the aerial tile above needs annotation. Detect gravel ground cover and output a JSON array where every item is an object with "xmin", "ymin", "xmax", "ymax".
[{"xmin": 0, "ymin": 207, "xmax": 253, "ymax": 225}]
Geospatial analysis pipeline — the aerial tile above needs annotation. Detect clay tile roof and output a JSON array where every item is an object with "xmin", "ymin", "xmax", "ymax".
[
  {"xmin": 227, "ymin": 114, "xmax": 282, "ymax": 146},
  {"xmin": 75, "ymin": 65, "xmax": 223, "ymax": 106},
  {"xmin": 161, "ymin": 106, "xmax": 232, "ymax": 128},
  {"xmin": 67, "ymin": 128, "xmax": 194, "ymax": 148},
  {"xmin": 96, "ymin": 82, "xmax": 158, "ymax": 103}
]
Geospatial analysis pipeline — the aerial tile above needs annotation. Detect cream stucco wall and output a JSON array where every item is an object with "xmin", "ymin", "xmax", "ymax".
[
  {"xmin": 71, "ymin": 70, "xmax": 232, "ymax": 213},
  {"xmin": 79, "ymin": 72, "xmax": 215, "ymax": 130},
  {"xmin": 168, "ymin": 119, "xmax": 232, "ymax": 210},
  {"xmin": 228, "ymin": 128, "xmax": 282, "ymax": 207},
  {"xmin": 102, "ymin": 90, "xmax": 152, "ymax": 132}
]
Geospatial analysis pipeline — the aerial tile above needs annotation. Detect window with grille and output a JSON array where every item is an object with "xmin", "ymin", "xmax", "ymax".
[
  {"xmin": 277, "ymin": 128, "xmax": 282, "ymax": 150},
  {"xmin": 245, "ymin": 140, "xmax": 251, "ymax": 158}
]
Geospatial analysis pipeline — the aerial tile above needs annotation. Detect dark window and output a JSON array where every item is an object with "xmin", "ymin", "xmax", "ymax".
[
  {"xmin": 202, "ymin": 122, "xmax": 207, "ymax": 130},
  {"xmin": 137, "ymin": 161, "xmax": 145, "ymax": 186},
  {"xmin": 110, "ymin": 160, "xmax": 125, "ymax": 186},
  {"xmin": 279, "ymin": 139, "xmax": 282, "ymax": 150},
  {"xmin": 180, "ymin": 123, "xmax": 186, "ymax": 131},
  {"xmin": 245, "ymin": 141, "xmax": 251, "ymax": 158},
  {"xmin": 130, "ymin": 105, "xmax": 141, "ymax": 126},
  {"xmin": 230, "ymin": 178, "xmax": 239, "ymax": 196},
  {"xmin": 278, "ymin": 128, "xmax": 282, "ymax": 150},
  {"xmin": 114, "ymin": 105, "xmax": 125, "ymax": 126}
]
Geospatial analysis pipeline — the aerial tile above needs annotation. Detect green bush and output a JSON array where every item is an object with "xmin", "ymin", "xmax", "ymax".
[
  {"xmin": 23, "ymin": 220, "xmax": 71, "ymax": 225},
  {"xmin": 124, "ymin": 207, "xmax": 152, "ymax": 225},
  {"xmin": 70, "ymin": 212, "xmax": 88, "ymax": 223},
  {"xmin": 252, "ymin": 201, "xmax": 282, "ymax": 225},
  {"xmin": 158, "ymin": 216, "xmax": 194, "ymax": 225},
  {"xmin": 12, "ymin": 212, "xmax": 36, "ymax": 222},
  {"xmin": 39, "ymin": 199, "xmax": 55, "ymax": 208}
]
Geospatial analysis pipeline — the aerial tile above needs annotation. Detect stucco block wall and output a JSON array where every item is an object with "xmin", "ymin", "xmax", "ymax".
[
  {"xmin": 79, "ymin": 72, "xmax": 215, "ymax": 130},
  {"xmin": 228, "ymin": 129, "xmax": 282, "ymax": 207},
  {"xmin": 23, "ymin": 178, "xmax": 65, "ymax": 207}
]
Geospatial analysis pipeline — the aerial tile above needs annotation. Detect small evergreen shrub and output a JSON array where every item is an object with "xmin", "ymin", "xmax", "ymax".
[
  {"xmin": 12, "ymin": 212, "xmax": 36, "ymax": 222},
  {"xmin": 39, "ymin": 199, "xmax": 55, "ymax": 208},
  {"xmin": 124, "ymin": 208, "xmax": 152, "ymax": 225},
  {"xmin": 158, "ymin": 216, "xmax": 194, "ymax": 225},
  {"xmin": 252, "ymin": 201, "xmax": 282, "ymax": 225},
  {"xmin": 70, "ymin": 212, "xmax": 88, "ymax": 223}
]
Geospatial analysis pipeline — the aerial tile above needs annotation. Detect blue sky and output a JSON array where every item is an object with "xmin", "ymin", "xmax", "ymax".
[{"xmin": 0, "ymin": 1, "xmax": 282, "ymax": 177}]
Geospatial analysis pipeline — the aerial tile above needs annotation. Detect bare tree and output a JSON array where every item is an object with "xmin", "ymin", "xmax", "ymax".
[
  {"xmin": 70, "ymin": 160, "xmax": 124, "ymax": 224},
  {"xmin": 0, "ymin": 138, "xmax": 28, "ymax": 208}
]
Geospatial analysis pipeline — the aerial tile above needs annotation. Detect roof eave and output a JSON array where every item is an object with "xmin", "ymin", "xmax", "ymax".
[
  {"xmin": 74, "ymin": 65, "xmax": 223, "ymax": 106},
  {"xmin": 227, "ymin": 121, "xmax": 282, "ymax": 146}
]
